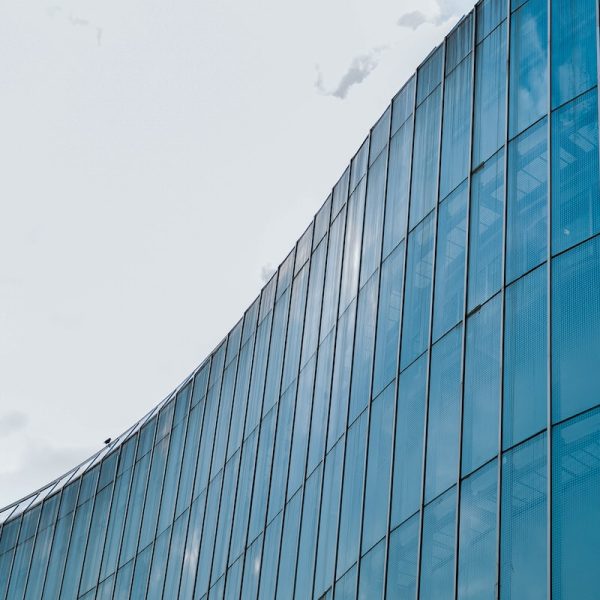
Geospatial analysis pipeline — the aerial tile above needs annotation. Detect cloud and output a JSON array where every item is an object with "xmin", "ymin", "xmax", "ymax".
[
  {"xmin": 315, "ymin": 47, "xmax": 387, "ymax": 100},
  {"xmin": 45, "ymin": 6, "xmax": 103, "ymax": 46},
  {"xmin": 0, "ymin": 411, "xmax": 29, "ymax": 436},
  {"xmin": 398, "ymin": 1, "xmax": 464, "ymax": 30}
]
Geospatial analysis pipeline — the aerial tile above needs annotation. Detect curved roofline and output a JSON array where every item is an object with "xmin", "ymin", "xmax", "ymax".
[{"xmin": 0, "ymin": 7, "xmax": 471, "ymax": 525}]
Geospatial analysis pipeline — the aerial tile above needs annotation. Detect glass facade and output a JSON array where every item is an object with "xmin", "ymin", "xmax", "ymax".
[{"xmin": 1, "ymin": 0, "xmax": 599, "ymax": 597}]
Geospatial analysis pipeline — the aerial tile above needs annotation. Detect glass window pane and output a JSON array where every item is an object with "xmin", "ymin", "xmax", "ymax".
[
  {"xmin": 468, "ymin": 149, "xmax": 505, "ymax": 311},
  {"xmin": 462, "ymin": 294, "xmax": 501, "ymax": 475},
  {"xmin": 373, "ymin": 244, "xmax": 404, "ymax": 397},
  {"xmin": 504, "ymin": 265, "xmax": 547, "ymax": 448},
  {"xmin": 358, "ymin": 539, "xmax": 385, "ymax": 600},
  {"xmin": 410, "ymin": 89, "xmax": 442, "ymax": 228},
  {"xmin": 553, "ymin": 408, "xmax": 600, "ymax": 599},
  {"xmin": 433, "ymin": 182, "xmax": 467, "ymax": 341},
  {"xmin": 501, "ymin": 433, "xmax": 547, "ymax": 600},
  {"xmin": 349, "ymin": 273, "xmax": 378, "ymax": 422},
  {"xmin": 392, "ymin": 353, "xmax": 427, "ymax": 526},
  {"xmin": 276, "ymin": 491, "xmax": 302, "ymax": 600},
  {"xmin": 507, "ymin": 118, "xmax": 548, "ymax": 282},
  {"xmin": 551, "ymin": 0, "xmax": 598, "ymax": 107},
  {"xmin": 551, "ymin": 89, "xmax": 600, "ymax": 254},
  {"xmin": 420, "ymin": 486, "xmax": 457, "ymax": 600},
  {"xmin": 552, "ymin": 235, "xmax": 600, "ymax": 422},
  {"xmin": 457, "ymin": 460, "xmax": 498, "ymax": 600},
  {"xmin": 362, "ymin": 383, "xmax": 394, "ymax": 553},
  {"xmin": 339, "ymin": 178, "xmax": 366, "ymax": 314},
  {"xmin": 440, "ymin": 57, "xmax": 472, "ymax": 199},
  {"xmin": 337, "ymin": 413, "xmax": 368, "ymax": 578},
  {"xmin": 386, "ymin": 514, "xmax": 419, "ymax": 599},
  {"xmin": 472, "ymin": 22, "xmax": 507, "ymax": 166},
  {"xmin": 417, "ymin": 46, "xmax": 443, "ymax": 104},
  {"xmin": 392, "ymin": 77, "xmax": 415, "ymax": 135},
  {"xmin": 425, "ymin": 325, "xmax": 462, "ymax": 502},
  {"xmin": 383, "ymin": 121, "xmax": 413, "ymax": 258},
  {"xmin": 401, "ymin": 212, "xmax": 435, "ymax": 369},
  {"xmin": 360, "ymin": 152, "xmax": 387, "ymax": 286},
  {"xmin": 314, "ymin": 441, "xmax": 344, "ymax": 598},
  {"xmin": 509, "ymin": 0, "xmax": 548, "ymax": 136},
  {"xmin": 294, "ymin": 466, "xmax": 322, "ymax": 600},
  {"xmin": 476, "ymin": 0, "xmax": 506, "ymax": 42}
]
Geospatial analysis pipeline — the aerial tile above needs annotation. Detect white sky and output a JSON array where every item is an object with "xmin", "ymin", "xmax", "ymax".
[{"xmin": 0, "ymin": 0, "xmax": 474, "ymax": 508}]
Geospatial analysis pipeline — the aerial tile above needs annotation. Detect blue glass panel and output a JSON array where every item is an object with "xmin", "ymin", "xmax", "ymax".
[
  {"xmin": 468, "ymin": 149, "xmax": 504, "ymax": 311},
  {"xmin": 210, "ymin": 361, "xmax": 237, "ymax": 479},
  {"xmin": 332, "ymin": 168, "xmax": 350, "ymax": 218},
  {"xmin": 337, "ymin": 412, "xmax": 368, "ymax": 578},
  {"xmin": 551, "ymin": 0, "xmax": 598, "ymax": 107},
  {"xmin": 227, "ymin": 338, "xmax": 254, "ymax": 460},
  {"xmin": 425, "ymin": 325, "xmax": 462, "ymax": 501},
  {"xmin": 320, "ymin": 207, "xmax": 346, "ymax": 341},
  {"xmin": 509, "ymin": 0, "xmax": 548, "ymax": 136},
  {"xmin": 138, "ymin": 435, "xmax": 169, "ymax": 550},
  {"xmin": 391, "ymin": 76, "xmax": 415, "ymax": 135},
  {"xmin": 263, "ymin": 287, "xmax": 291, "ymax": 414},
  {"xmin": 462, "ymin": 294, "xmax": 501, "ymax": 475},
  {"xmin": 24, "ymin": 523, "xmax": 55, "ymax": 599},
  {"xmin": 362, "ymin": 383, "xmax": 394, "ymax": 553},
  {"xmin": 229, "ymin": 430, "xmax": 258, "ymax": 564},
  {"xmin": 276, "ymin": 490, "xmax": 302, "ymax": 600},
  {"xmin": 383, "ymin": 121, "xmax": 413, "ymax": 258},
  {"xmin": 267, "ymin": 383, "xmax": 296, "ymax": 522},
  {"xmin": 472, "ymin": 22, "xmax": 507, "ymax": 166},
  {"xmin": 314, "ymin": 194, "xmax": 331, "ymax": 246},
  {"xmin": 440, "ymin": 57, "xmax": 472, "ymax": 199},
  {"xmin": 79, "ymin": 482, "xmax": 113, "ymax": 594},
  {"xmin": 420, "ymin": 486, "xmax": 457, "ymax": 600},
  {"xmin": 328, "ymin": 301, "xmax": 356, "ymax": 450},
  {"xmin": 349, "ymin": 273, "xmax": 378, "ymax": 422},
  {"xmin": 446, "ymin": 14, "xmax": 473, "ymax": 73},
  {"xmin": 553, "ymin": 408, "xmax": 600, "ymax": 599},
  {"xmin": 551, "ymin": 89, "xmax": 600, "ymax": 254},
  {"xmin": 277, "ymin": 250, "xmax": 295, "ymax": 297},
  {"xmin": 241, "ymin": 535, "xmax": 263, "ymax": 599},
  {"xmin": 294, "ymin": 466, "xmax": 322, "ymax": 599},
  {"xmin": 307, "ymin": 331, "xmax": 334, "ymax": 473},
  {"xmin": 301, "ymin": 237, "xmax": 327, "ymax": 367},
  {"xmin": 457, "ymin": 460, "xmax": 498, "ymax": 600},
  {"xmin": 287, "ymin": 356, "xmax": 316, "ymax": 499},
  {"xmin": 225, "ymin": 557, "xmax": 243, "ymax": 600},
  {"xmin": 350, "ymin": 138, "xmax": 369, "ymax": 191},
  {"xmin": 386, "ymin": 514, "xmax": 419, "ymax": 598},
  {"xmin": 504, "ymin": 265, "xmax": 547, "ymax": 448},
  {"xmin": 401, "ymin": 213, "xmax": 435, "ymax": 369},
  {"xmin": 281, "ymin": 264, "xmax": 309, "ymax": 391},
  {"xmin": 211, "ymin": 452, "xmax": 240, "ymax": 584},
  {"xmin": 358, "ymin": 538, "xmax": 385, "ymax": 600},
  {"xmin": 195, "ymin": 470, "xmax": 223, "ymax": 597},
  {"xmin": 179, "ymin": 492, "xmax": 206, "ymax": 599},
  {"xmin": 360, "ymin": 153, "xmax": 387, "ymax": 286},
  {"xmin": 6, "ymin": 537, "xmax": 34, "ymax": 600},
  {"xmin": 501, "ymin": 433, "xmax": 547, "ymax": 600},
  {"xmin": 433, "ymin": 182, "xmax": 467, "ymax": 341},
  {"xmin": 336, "ymin": 564, "xmax": 358, "ymax": 600},
  {"xmin": 258, "ymin": 512, "xmax": 282, "ymax": 600},
  {"xmin": 113, "ymin": 560, "xmax": 134, "ymax": 600},
  {"xmin": 163, "ymin": 509, "xmax": 190, "ymax": 597},
  {"xmin": 392, "ymin": 353, "xmax": 427, "ymax": 526},
  {"xmin": 417, "ymin": 46, "xmax": 443, "ymax": 104},
  {"xmin": 246, "ymin": 313, "xmax": 272, "ymax": 437},
  {"xmin": 373, "ymin": 243, "xmax": 404, "ymax": 397},
  {"xmin": 370, "ymin": 107, "xmax": 390, "ymax": 165},
  {"xmin": 314, "ymin": 440, "xmax": 344, "ymax": 597},
  {"xmin": 552, "ymin": 235, "xmax": 600, "ymax": 422},
  {"xmin": 410, "ymin": 89, "xmax": 442, "ymax": 228},
  {"xmin": 146, "ymin": 526, "xmax": 170, "ymax": 600},
  {"xmin": 339, "ymin": 178, "xmax": 366, "ymax": 314},
  {"xmin": 295, "ymin": 223, "xmax": 313, "ymax": 275},
  {"xmin": 248, "ymin": 409, "xmax": 276, "ymax": 543},
  {"xmin": 506, "ymin": 118, "xmax": 548, "ymax": 282},
  {"xmin": 119, "ymin": 452, "xmax": 151, "ymax": 567},
  {"xmin": 476, "ymin": 0, "xmax": 506, "ymax": 42}
]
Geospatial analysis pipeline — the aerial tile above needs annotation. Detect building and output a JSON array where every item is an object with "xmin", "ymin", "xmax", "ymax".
[{"xmin": 1, "ymin": 0, "xmax": 599, "ymax": 597}]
